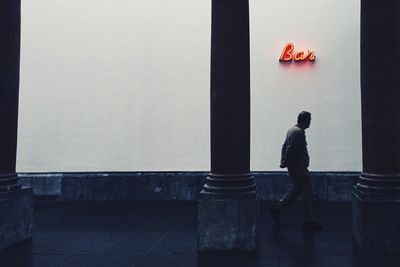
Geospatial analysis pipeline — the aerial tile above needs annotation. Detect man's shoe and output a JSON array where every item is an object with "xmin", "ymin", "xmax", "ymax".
[
  {"xmin": 302, "ymin": 219, "xmax": 322, "ymax": 230},
  {"xmin": 270, "ymin": 206, "xmax": 281, "ymax": 225}
]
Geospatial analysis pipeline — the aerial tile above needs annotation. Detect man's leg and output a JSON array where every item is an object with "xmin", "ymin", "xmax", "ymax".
[
  {"xmin": 270, "ymin": 169, "xmax": 302, "ymax": 224},
  {"xmin": 277, "ymin": 180, "xmax": 301, "ymax": 210},
  {"xmin": 300, "ymin": 168, "xmax": 322, "ymax": 230},
  {"xmin": 301, "ymin": 168, "xmax": 313, "ymax": 220}
]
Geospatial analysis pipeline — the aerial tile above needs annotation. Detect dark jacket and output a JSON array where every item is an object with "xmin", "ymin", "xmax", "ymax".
[{"xmin": 280, "ymin": 124, "xmax": 310, "ymax": 168}]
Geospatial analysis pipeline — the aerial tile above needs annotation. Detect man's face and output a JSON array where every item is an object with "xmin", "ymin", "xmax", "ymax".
[{"xmin": 304, "ymin": 118, "xmax": 311, "ymax": 129}]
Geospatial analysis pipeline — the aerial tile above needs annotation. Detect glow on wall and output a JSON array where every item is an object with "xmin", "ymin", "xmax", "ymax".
[{"xmin": 279, "ymin": 43, "xmax": 316, "ymax": 62}]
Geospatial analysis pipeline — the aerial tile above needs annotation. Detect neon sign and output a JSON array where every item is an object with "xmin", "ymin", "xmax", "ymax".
[{"xmin": 279, "ymin": 43, "xmax": 315, "ymax": 62}]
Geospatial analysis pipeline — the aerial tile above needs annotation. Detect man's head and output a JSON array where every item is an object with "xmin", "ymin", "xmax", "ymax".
[{"xmin": 297, "ymin": 111, "xmax": 311, "ymax": 130}]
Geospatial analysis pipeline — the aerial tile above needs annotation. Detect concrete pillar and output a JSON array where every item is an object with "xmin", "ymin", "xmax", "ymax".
[
  {"xmin": 0, "ymin": 0, "xmax": 33, "ymax": 250},
  {"xmin": 197, "ymin": 0, "xmax": 258, "ymax": 251},
  {"xmin": 352, "ymin": 0, "xmax": 400, "ymax": 254}
]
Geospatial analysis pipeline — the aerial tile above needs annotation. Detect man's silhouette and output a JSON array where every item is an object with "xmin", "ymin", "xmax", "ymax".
[{"xmin": 270, "ymin": 111, "xmax": 322, "ymax": 230}]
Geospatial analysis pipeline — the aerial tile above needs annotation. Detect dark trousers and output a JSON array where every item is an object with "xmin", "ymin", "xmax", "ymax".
[{"xmin": 277, "ymin": 165, "xmax": 313, "ymax": 219}]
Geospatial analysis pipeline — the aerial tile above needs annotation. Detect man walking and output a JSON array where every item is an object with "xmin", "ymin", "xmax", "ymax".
[{"xmin": 270, "ymin": 111, "xmax": 322, "ymax": 230}]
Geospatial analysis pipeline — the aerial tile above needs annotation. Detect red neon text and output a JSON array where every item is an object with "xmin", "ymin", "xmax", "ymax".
[{"xmin": 279, "ymin": 43, "xmax": 315, "ymax": 62}]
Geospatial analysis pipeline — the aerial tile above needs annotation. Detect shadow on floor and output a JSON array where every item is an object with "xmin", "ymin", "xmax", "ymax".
[{"xmin": 1, "ymin": 201, "xmax": 400, "ymax": 267}]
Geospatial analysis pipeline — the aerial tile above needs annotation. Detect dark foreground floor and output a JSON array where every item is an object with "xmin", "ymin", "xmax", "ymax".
[{"xmin": 1, "ymin": 201, "xmax": 399, "ymax": 267}]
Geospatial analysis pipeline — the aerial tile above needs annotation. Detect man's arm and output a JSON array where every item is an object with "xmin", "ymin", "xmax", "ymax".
[
  {"xmin": 283, "ymin": 130, "xmax": 303, "ymax": 165},
  {"xmin": 280, "ymin": 141, "xmax": 288, "ymax": 168}
]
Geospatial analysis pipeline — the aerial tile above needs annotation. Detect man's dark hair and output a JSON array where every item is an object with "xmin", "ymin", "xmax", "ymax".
[{"xmin": 297, "ymin": 111, "xmax": 311, "ymax": 124}]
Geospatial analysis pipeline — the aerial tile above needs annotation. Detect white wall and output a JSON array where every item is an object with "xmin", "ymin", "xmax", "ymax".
[
  {"xmin": 17, "ymin": 0, "xmax": 361, "ymax": 172},
  {"xmin": 250, "ymin": 0, "xmax": 361, "ymax": 171}
]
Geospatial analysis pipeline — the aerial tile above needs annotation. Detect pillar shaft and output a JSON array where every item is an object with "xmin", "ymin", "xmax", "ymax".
[
  {"xmin": 210, "ymin": 0, "xmax": 250, "ymax": 175},
  {"xmin": 0, "ymin": 0, "xmax": 33, "ymax": 251},
  {"xmin": 197, "ymin": 0, "xmax": 257, "ymax": 250},
  {"xmin": 0, "ymin": 0, "xmax": 21, "ymax": 193},
  {"xmin": 355, "ymin": 0, "xmax": 400, "ymax": 197},
  {"xmin": 203, "ymin": 0, "xmax": 255, "ymax": 195},
  {"xmin": 352, "ymin": 0, "xmax": 400, "ymax": 254}
]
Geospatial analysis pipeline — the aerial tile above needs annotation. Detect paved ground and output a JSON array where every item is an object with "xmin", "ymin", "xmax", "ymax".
[{"xmin": 1, "ymin": 201, "xmax": 399, "ymax": 267}]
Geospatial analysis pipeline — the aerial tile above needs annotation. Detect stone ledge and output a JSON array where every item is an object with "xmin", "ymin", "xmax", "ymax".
[{"xmin": 18, "ymin": 172, "xmax": 359, "ymax": 202}]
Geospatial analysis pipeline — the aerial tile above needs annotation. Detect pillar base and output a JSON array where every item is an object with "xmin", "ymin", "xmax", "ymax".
[
  {"xmin": 352, "ymin": 188, "xmax": 400, "ymax": 254},
  {"xmin": 197, "ymin": 192, "xmax": 258, "ymax": 251},
  {"xmin": 0, "ymin": 188, "xmax": 33, "ymax": 250}
]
